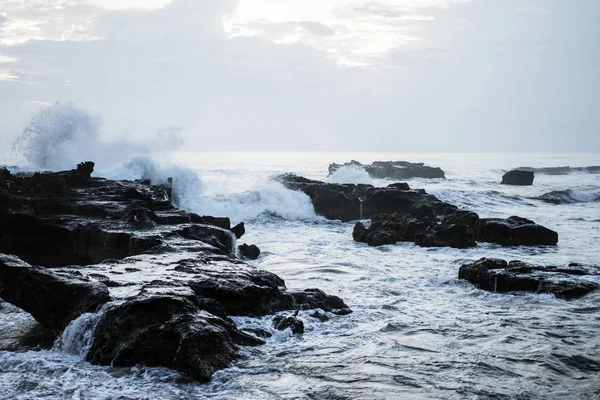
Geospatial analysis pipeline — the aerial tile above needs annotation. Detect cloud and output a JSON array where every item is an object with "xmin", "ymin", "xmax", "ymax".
[
  {"xmin": 298, "ymin": 21, "xmax": 335, "ymax": 36},
  {"xmin": 0, "ymin": 0, "xmax": 599, "ymax": 155}
]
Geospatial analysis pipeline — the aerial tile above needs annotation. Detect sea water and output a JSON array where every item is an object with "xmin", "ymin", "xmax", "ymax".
[{"xmin": 1, "ymin": 151, "xmax": 600, "ymax": 400}]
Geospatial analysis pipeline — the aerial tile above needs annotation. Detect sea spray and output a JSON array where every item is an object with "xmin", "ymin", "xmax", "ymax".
[
  {"xmin": 327, "ymin": 165, "xmax": 374, "ymax": 185},
  {"xmin": 53, "ymin": 304, "xmax": 111, "ymax": 358}
]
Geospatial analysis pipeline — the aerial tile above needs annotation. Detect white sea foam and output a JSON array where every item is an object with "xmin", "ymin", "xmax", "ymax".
[{"xmin": 326, "ymin": 165, "xmax": 374, "ymax": 185}]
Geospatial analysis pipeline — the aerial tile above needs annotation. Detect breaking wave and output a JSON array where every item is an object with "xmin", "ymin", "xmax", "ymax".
[
  {"xmin": 326, "ymin": 165, "xmax": 374, "ymax": 185},
  {"xmin": 534, "ymin": 189, "xmax": 600, "ymax": 204},
  {"xmin": 516, "ymin": 166, "xmax": 600, "ymax": 175}
]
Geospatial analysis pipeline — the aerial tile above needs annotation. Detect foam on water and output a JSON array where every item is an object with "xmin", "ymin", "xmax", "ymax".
[
  {"xmin": 326, "ymin": 164, "xmax": 375, "ymax": 185},
  {"xmin": 3, "ymin": 109, "xmax": 600, "ymax": 399}
]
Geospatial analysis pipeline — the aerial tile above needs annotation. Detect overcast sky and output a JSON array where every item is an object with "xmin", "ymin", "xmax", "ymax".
[{"xmin": 0, "ymin": 0, "xmax": 599, "ymax": 154}]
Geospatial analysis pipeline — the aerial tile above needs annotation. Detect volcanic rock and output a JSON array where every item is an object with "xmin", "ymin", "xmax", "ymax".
[
  {"xmin": 277, "ymin": 173, "xmax": 455, "ymax": 222},
  {"xmin": 477, "ymin": 216, "xmax": 558, "ymax": 246},
  {"xmin": 458, "ymin": 258, "xmax": 599, "ymax": 299},
  {"xmin": 0, "ymin": 164, "xmax": 351, "ymax": 382},
  {"xmin": 87, "ymin": 293, "xmax": 263, "ymax": 382},
  {"xmin": 0, "ymin": 254, "xmax": 111, "ymax": 331}
]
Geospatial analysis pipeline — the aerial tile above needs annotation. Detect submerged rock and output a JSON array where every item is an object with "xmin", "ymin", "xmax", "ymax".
[
  {"xmin": 501, "ymin": 170, "xmax": 534, "ymax": 185},
  {"xmin": 459, "ymin": 258, "xmax": 599, "ymax": 299},
  {"xmin": 273, "ymin": 312, "xmax": 304, "ymax": 334},
  {"xmin": 329, "ymin": 160, "xmax": 445, "ymax": 180}
]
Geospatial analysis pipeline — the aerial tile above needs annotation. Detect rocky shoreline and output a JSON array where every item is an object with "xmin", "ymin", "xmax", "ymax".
[{"xmin": 0, "ymin": 163, "xmax": 350, "ymax": 381}]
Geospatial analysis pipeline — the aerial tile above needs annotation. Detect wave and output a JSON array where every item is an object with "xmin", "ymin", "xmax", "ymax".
[
  {"xmin": 8, "ymin": 102, "xmax": 316, "ymax": 224},
  {"xmin": 326, "ymin": 165, "xmax": 375, "ymax": 185},
  {"xmin": 534, "ymin": 189, "xmax": 600, "ymax": 204},
  {"xmin": 515, "ymin": 166, "xmax": 600, "ymax": 175}
]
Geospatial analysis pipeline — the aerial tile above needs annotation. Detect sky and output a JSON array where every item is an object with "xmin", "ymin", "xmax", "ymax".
[{"xmin": 0, "ymin": 0, "xmax": 599, "ymax": 154}]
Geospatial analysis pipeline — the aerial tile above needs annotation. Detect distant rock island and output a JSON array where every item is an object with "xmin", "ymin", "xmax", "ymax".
[{"xmin": 328, "ymin": 160, "xmax": 445, "ymax": 180}]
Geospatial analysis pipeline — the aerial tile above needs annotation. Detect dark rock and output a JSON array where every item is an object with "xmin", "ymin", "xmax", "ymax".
[
  {"xmin": 386, "ymin": 182, "xmax": 410, "ymax": 190},
  {"xmin": 0, "ymin": 163, "xmax": 352, "ymax": 382},
  {"xmin": 87, "ymin": 294, "xmax": 263, "ymax": 382},
  {"xmin": 277, "ymin": 173, "xmax": 454, "ymax": 222},
  {"xmin": 76, "ymin": 161, "xmax": 95, "ymax": 178},
  {"xmin": 273, "ymin": 313, "xmax": 304, "ymax": 334},
  {"xmin": 188, "ymin": 271, "xmax": 349, "ymax": 317},
  {"xmin": 238, "ymin": 243, "xmax": 260, "ymax": 260},
  {"xmin": 231, "ymin": 222, "xmax": 245, "ymax": 239},
  {"xmin": 352, "ymin": 222, "xmax": 368, "ymax": 243},
  {"xmin": 310, "ymin": 310, "xmax": 330, "ymax": 322},
  {"xmin": 0, "ymin": 254, "xmax": 111, "ymax": 331},
  {"xmin": 415, "ymin": 224, "xmax": 477, "ymax": 249},
  {"xmin": 501, "ymin": 170, "xmax": 534, "ymax": 185},
  {"xmin": 477, "ymin": 216, "xmax": 558, "ymax": 246},
  {"xmin": 442, "ymin": 210, "xmax": 480, "ymax": 230},
  {"xmin": 329, "ymin": 160, "xmax": 445, "ymax": 180},
  {"xmin": 458, "ymin": 258, "xmax": 599, "ymax": 299}
]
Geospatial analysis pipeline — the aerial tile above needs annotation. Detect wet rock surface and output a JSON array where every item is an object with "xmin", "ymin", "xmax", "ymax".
[
  {"xmin": 354, "ymin": 211, "xmax": 557, "ymax": 248},
  {"xmin": 458, "ymin": 258, "xmax": 600, "ymax": 299},
  {"xmin": 0, "ymin": 165, "xmax": 351, "ymax": 381},
  {"xmin": 328, "ymin": 160, "xmax": 445, "ymax": 179},
  {"xmin": 501, "ymin": 170, "xmax": 534, "ymax": 185},
  {"xmin": 278, "ymin": 174, "xmax": 557, "ymax": 248},
  {"xmin": 277, "ymin": 173, "xmax": 455, "ymax": 222}
]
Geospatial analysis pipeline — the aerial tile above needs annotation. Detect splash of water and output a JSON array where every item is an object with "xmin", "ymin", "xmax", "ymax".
[{"xmin": 326, "ymin": 165, "xmax": 374, "ymax": 185}]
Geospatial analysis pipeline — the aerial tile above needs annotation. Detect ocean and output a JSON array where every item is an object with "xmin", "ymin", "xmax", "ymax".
[{"xmin": 1, "ymin": 151, "xmax": 600, "ymax": 399}]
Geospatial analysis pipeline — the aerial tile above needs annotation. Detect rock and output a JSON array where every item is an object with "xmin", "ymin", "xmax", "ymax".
[
  {"xmin": 238, "ymin": 243, "xmax": 260, "ymax": 260},
  {"xmin": 501, "ymin": 170, "xmax": 534, "ymax": 185},
  {"xmin": 273, "ymin": 313, "xmax": 304, "ymax": 334},
  {"xmin": 442, "ymin": 210, "xmax": 480, "ymax": 230},
  {"xmin": 0, "ymin": 254, "xmax": 111, "ymax": 331},
  {"xmin": 477, "ymin": 216, "xmax": 558, "ymax": 246},
  {"xmin": 329, "ymin": 160, "xmax": 445, "ymax": 179},
  {"xmin": 277, "ymin": 173, "xmax": 454, "ymax": 222},
  {"xmin": 458, "ymin": 258, "xmax": 599, "ymax": 299},
  {"xmin": 415, "ymin": 224, "xmax": 477, "ymax": 249},
  {"xmin": 387, "ymin": 182, "xmax": 410, "ymax": 190},
  {"xmin": 352, "ymin": 222, "xmax": 368, "ymax": 243},
  {"xmin": 231, "ymin": 222, "xmax": 245, "ymax": 239},
  {"xmin": 0, "ymin": 163, "xmax": 352, "ymax": 382},
  {"xmin": 76, "ymin": 161, "xmax": 95, "ymax": 178},
  {"xmin": 310, "ymin": 310, "xmax": 330, "ymax": 322},
  {"xmin": 87, "ymin": 293, "xmax": 263, "ymax": 382},
  {"xmin": 188, "ymin": 270, "xmax": 349, "ymax": 317}
]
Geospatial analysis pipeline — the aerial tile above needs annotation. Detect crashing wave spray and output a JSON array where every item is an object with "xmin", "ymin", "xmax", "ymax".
[
  {"xmin": 53, "ymin": 304, "xmax": 111, "ymax": 358},
  {"xmin": 11, "ymin": 102, "xmax": 145, "ymax": 171}
]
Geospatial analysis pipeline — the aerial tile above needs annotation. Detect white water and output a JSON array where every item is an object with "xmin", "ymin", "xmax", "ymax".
[{"xmin": 1, "ymin": 106, "xmax": 600, "ymax": 399}]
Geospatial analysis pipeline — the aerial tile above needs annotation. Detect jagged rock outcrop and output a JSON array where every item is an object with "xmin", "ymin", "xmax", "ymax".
[
  {"xmin": 277, "ymin": 174, "xmax": 455, "ymax": 222},
  {"xmin": 353, "ymin": 211, "xmax": 557, "ymax": 248},
  {"xmin": 458, "ymin": 258, "xmax": 599, "ymax": 299},
  {"xmin": 477, "ymin": 216, "xmax": 558, "ymax": 246},
  {"xmin": 87, "ymin": 293, "xmax": 263, "ymax": 382},
  {"xmin": 0, "ymin": 254, "xmax": 110, "ymax": 331},
  {"xmin": 501, "ymin": 170, "xmax": 534, "ymax": 185},
  {"xmin": 328, "ymin": 160, "xmax": 445, "ymax": 179},
  {"xmin": 0, "ymin": 165, "xmax": 351, "ymax": 381}
]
